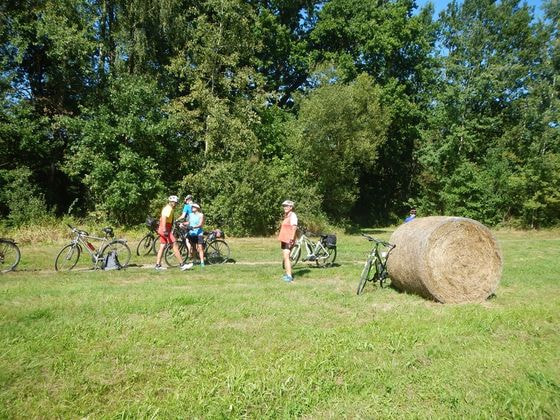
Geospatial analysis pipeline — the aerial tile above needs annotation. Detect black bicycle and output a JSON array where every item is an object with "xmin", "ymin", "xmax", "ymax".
[
  {"xmin": 164, "ymin": 222, "xmax": 230, "ymax": 266},
  {"xmin": 0, "ymin": 238, "xmax": 21, "ymax": 273},
  {"xmin": 357, "ymin": 234, "xmax": 396, "ymax": 295},
  {"xmin": 136, "ymin": 216, "xmax": 159, "ymax": 256}
]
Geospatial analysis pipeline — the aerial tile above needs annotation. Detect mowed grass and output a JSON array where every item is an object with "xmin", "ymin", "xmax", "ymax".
[{"xmin": 1, "ymin": 229, "xmax": 559, "ymax": 418}]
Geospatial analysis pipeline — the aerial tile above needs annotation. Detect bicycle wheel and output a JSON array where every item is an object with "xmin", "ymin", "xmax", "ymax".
[
  {"xmin": 316, "ymin": 246, "xmax": 337, "ymax": 267},
  {"xmin": 379, "ymin": 265, "xmax": 391, "ymax": 288},
  {"xmin": 55, "ymin": 244, "xmax": 81, "ymax": 271},
  {"xmin": 357, "ymin": 256, "xmax": 375, "ymax": 295},
  {"xmin": 136, "ymin": 233, "xmax": 156, "ymax": 256},
  {"xmin": 0, "ymin": 240, "xmax": 21, "ymax": 273},
  {"xmin": 205, "ymin": 240, "xmax": 230, "ymax": 264},
  {"xmin": 101, "ymin": 240, "xmax": 131, "ymax": 268},
  {"xmin": 282, "ymin": 244, "xmax": 301, "ymax": 269},
  {"xmin": 164, "ymin": 241, "xmax": 188, "ymax": 267}
]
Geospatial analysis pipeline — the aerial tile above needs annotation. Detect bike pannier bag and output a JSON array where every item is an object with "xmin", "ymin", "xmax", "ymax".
[
  {"xmin": 103, "ymin": 251, "xmax": 122, "ymax": 271},
  {"xmin": 145, "ymin": 216, "xmax": 158, "ymax": 229},
  {"xmin": 324, "ymin": 234, "xmax": 337, "ymax": 248}
]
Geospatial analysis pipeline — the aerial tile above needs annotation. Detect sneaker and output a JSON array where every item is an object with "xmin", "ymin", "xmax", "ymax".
[
  {"xmin": 155, "ymin": 264, "xmax": 167, "ymax": 271},
  {"xmin": 180, "ymin": 262, "xmax": 194, "ymax": 271},
  {"xmin": 282, "ymin": 274, "xmax": 293, "ymax": 282},
  {"xmin": 200, "ymin": 261, "xmax": 205, "ymax": 268}
]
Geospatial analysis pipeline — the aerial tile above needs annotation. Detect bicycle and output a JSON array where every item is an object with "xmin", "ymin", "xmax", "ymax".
[
  {"xmin": 0, "ymin": 238, "xmax": 21, "ymax": 273},
  {"xmin": 136, "ymin": 216, "xmax": 159, "ymax": 256},
  {"xmin": 286, "ymin": 228, "xmax": 337, "ymax": 268},
  {"xmin": 164, "ymin": 222, "xmax": 230, "ymax": 266},
  {"xmin": 356, "ymin": 234, "xmax": 396, "ymax": 295},
  {"xmin": 55, "ymin": 224, "xmax": 131, "ymax": 271}
]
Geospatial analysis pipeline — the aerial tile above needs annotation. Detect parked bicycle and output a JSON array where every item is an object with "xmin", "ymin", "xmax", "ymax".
[
  {"xmin": 0, "ymin": 238, "xmax": 21, "ymax": 273},
  {"xmin": 164, "ymin": 222, "xmax": 230, "ymax": 266},
  {"xmin": 286, "ymin": 228, "xmax": 337, "ymax": 268},
  {"xmin": 55, "ymin": 224, "xmax": 131, "ymax": 271},
  {"xmin": 356, "ymin": 234, "xmax": 395, "ymax": 295},
  {"xmin": 136, "ymin": 216, "xmax": 159, "ymax": 256}
]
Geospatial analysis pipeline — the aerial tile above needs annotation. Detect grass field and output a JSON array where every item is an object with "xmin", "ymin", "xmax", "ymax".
[{"xmin": 1, "ymin": 229, "xmax": 559, "ymax": 418}]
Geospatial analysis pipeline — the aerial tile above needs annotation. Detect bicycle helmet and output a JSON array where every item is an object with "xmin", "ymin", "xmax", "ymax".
[
  {"xmin": 282, "ymin": 200, "xmax": 294, "ymax": 207},
  {"xmin": 168, "ymin": 195, "xmax": 179, "ymax": 203}
]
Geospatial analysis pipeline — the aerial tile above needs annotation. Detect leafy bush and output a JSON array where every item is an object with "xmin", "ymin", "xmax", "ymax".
[
  {"xmin": 0, "ymin": 167, "xmax": 53, "ymax": 227},
  {"xmin": 181, "ymin": 159, "xmax": 327, "ymax": 236}
]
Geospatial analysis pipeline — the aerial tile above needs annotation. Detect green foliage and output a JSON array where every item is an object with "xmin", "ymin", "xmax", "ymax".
[
  {"xmin": 0, "ymin": 0, "xmax": 558, "ymax": 229},
  {"xmin": 0, "ymin": 167, "xmax": 53, "ymax": 227},
  {"xmin": 289, "ymin": 73, "xmax": 390, "ymax": 219},
  {"xmin": 181, "ymin": 158, "xmax": 325, "ymax": 236},
  {"xmin": 60, "ymin": 75, "xmax": 170, "ymax": 224}
]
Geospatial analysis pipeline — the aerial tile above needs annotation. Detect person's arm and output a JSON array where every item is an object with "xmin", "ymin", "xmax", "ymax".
[
  {"xmin": 159, "ymin": 213, "xmax": 168, "ymax": 236},
  {"xmin": 289, "ymin": 213, "xmax": 298, "ymax": 243}
]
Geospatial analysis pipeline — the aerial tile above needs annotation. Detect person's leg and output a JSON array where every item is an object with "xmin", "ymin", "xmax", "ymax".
[
  {"xmin": 172, "ymin": 242, "xmax": 184, "ymax": 264},
  {"xmin": 156, "ymin": 242, "xmax": 166, "ymax": 266},
  {"xmin": 283, "ymin": 248, "xmax": 292, "ymax": 278},
  {"xmin": 197, "ymin": 242, "xmax": 205, "ymax": 265}
]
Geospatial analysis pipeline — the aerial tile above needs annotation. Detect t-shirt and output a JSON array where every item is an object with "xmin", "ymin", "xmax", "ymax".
[
  {"xmin": 161, "ymin": 204, "xmax": 174, "ymax": 225},
  {"xmin": 182, "ymin": 204, "xmax": 192, "ymax": 216},
  {"xmin": 188, "ymin": 212, "xmax": 204, "ymax": 236},
  {"xmin": 278, "ymin": 211, "xmax": 298, "ymax": 243}
]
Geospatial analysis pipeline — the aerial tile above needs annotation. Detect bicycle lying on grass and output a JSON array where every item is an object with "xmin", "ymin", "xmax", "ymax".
[
  {"xmin": 55, "ymin": 225, "xmax": 131, "ymax": 271},
  {"xmin": 164, "ymin": 222, "xmax": 230, "ymax": 266},
  {"xmin": 136, "ymin": 216, "xmax": 159, "ymax": 256},
  {"xmin": 0, "ymin": 238, "xmax": 20, "ymax": 273},
  {"xmin": 286, "ymin": 228, "xmax": 337, "ymax": 268},
  {"xmin": 357, "ymin": 234, "xmax": 395, "ymax": 295}
]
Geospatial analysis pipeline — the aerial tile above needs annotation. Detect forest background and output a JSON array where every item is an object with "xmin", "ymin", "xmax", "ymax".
[{"xmin": 1, "ymin": 0, "xmax": 558, "ymax": 235}]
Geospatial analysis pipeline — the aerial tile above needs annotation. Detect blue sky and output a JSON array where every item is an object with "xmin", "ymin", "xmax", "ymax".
[{"xmin": 416, "ymin": 0, "xmax": 546, "ymax": 19}]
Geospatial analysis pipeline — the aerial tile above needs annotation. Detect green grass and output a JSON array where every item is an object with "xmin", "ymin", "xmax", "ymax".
[{"xmin": 1, "ymin": 229, "xmax": 559, "ymax": 418}]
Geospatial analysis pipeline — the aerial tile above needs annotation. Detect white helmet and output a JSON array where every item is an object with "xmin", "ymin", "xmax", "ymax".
[
  {"xmin": 168, "ymin": 195, "xmax": 179, "ymax": 203},
  {"xmin": 282, "ymin": 200, "xmax": 294, "ymax": 207}
]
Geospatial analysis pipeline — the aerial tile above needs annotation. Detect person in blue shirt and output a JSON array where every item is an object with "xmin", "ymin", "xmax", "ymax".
[
  {"xmin": 180, "ymin": 195, "xmax": 194, "ymax": 220},
  {"xmin": 404, "ymin": 208, "xmax": 417, "ymax": 223},
  {"xmin": 188, "ymin": 203, "xmax": 206, "ymax": 266}
]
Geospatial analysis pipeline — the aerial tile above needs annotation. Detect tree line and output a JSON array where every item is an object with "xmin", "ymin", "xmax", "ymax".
[{"xmin": 1, "ymin": 0, "xmax": 558, "ymax": 234}]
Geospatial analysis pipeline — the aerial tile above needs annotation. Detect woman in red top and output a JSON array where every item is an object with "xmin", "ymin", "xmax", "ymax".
[{"xmin": 278, "ymin": 200, "xmax": 298, "ymax": 282}]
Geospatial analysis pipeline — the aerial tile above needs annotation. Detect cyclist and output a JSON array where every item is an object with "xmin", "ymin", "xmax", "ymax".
[
  {"xmin": 179, "ymin": 194, "xmax": 195, "ymax": 257},
  {"xmin": 404, "ymin": 208, "xmax": 417, "ymax": 223},
  {"xmin": 278, "ymin": 200, "xmax": 298, "ymax": 282},
  {"xmin": 155, "ymin": 195, "xmax": 193, "ymax": 271},
  {"xmin": 180, "ymin": 194, "xmax": 194, "ymax": 220},
  {"xmin": 187, "ymin": 203, "xmax": 206, "ymax": 267}
]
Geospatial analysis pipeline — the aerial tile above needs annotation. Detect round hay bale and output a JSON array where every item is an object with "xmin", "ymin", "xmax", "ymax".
[{"xmin": 387, "ymin": 216, "xmax": 502, "ymax": 303}]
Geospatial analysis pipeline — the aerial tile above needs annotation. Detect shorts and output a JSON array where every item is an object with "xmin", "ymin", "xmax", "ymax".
[
  {"xmin": 159, "ymin": 224, "xmax": 176, "ymax": 244},
  {"xmin": 188, "ymin": 235, "xmax": 205, "ymax": 246},
  {"xmin": 281, "ymin": 241, "xmax": 292, "ymax": 250}
]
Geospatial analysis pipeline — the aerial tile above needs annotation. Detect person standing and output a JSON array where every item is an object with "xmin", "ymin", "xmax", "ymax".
[
  {"xmin": 180, "ymin": 194, "xmax": 195, "ymax": 256},
  {"xmin": 155, "ymin": 195, "xmax": 193, "ymax": 271},
  {"xmin": 278, "ymin": 200, "xmax": 298, "ymax": 282},
  {"xmin": 404, "ymin": 208, "xmax": 417, "ymax": 223},
  {"xmin": 188, "ymin": 203, "xmax": 206, "ymax": 267}
]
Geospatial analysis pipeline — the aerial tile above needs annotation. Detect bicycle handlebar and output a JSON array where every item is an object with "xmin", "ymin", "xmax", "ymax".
[
  {"xmin": 361, "ymin": 233, "xmax": 395, "ymax": 248},
  {"xmin": 67, "ymin": 224, "xmax": 88, "ymax": 236}
]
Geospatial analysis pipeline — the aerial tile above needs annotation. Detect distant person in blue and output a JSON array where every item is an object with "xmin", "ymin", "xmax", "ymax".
[
  {"xmin": 180, "ymin": 194, "xmax": 194, "ymax": 220},
  {"xmin": 188, "ymin": 203, "xmax": 206, "ymax": 267},
  {"xmin": 180, "ymin": 194, "xmax": 195, "ymax": 255},
  {"xmin": 404, "ymin": 208, "xmax": 417, "ymax": 223}
]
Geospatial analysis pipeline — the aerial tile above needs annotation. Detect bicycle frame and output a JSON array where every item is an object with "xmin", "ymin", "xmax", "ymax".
[
  {"xmin": 67, "ymin": 226, "xmax": 112, "ymax": 267},
  {"xmin": 357, "ymin": 234, "xmax": 395, "ymax": 294},
  {"xmin": 295, "ymin": 233, "xmax": 328, "ymax": 261}
]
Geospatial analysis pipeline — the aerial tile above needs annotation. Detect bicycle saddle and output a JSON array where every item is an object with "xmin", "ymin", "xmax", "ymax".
[{"xmin": 102, "ymin": 227, "xmax": 114, "ymax": 237}]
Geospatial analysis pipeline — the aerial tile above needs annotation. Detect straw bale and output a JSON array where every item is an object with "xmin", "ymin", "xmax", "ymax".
[{"xmin": 387, "ymin": 216, "xmax": 502, "ymax": 303}]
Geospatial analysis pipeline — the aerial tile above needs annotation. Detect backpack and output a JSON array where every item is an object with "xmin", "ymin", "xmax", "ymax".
[
  {"xmin": 103, "ymin": 250, "xmax": 122, "ymax": 271},
  {"xmin": 323, "ymin": 234, "xmax": 337, "ymax": 248}
]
